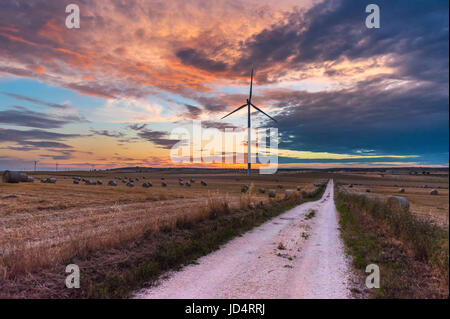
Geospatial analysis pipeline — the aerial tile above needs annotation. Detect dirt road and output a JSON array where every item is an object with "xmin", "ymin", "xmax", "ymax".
[{"xmin": 135, "ymin": 179, "xmax": 354, "ymax": 299}]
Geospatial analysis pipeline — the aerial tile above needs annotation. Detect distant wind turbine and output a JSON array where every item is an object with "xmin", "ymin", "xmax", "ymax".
[{"xmin": 221, "ymin": 68, "xmax": 277, "ymax": 176}]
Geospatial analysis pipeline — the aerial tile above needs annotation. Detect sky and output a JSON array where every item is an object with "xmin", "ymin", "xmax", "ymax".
[{"xmin": 0, "ymin": 0, "xmax": 448, "ymax": 171}]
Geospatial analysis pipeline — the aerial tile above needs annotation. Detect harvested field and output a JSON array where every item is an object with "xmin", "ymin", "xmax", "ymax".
[
  {"xmin": 0, "ymin": 168, "xmax": 447, "ymax": 298},
  {"xmin": 0, "ymin": 170, "xmax": 319, "ymax": 278}
]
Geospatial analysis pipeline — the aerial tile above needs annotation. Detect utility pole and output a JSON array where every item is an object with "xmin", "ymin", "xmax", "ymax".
[
  {"xmin": 34, "ymin": 160, "xmax": 38, "ymax": 172},
  {"xmin": 56, "ymin": 163, "xmax": 58, "ymax": 171}
]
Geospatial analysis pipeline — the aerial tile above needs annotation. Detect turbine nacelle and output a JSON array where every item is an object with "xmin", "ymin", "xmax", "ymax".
[{"xmin": 219, "ymin": 68, "xmax": 277, "ymax": 176}]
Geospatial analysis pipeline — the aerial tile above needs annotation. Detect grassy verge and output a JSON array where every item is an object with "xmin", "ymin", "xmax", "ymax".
[
  {"xmin": 1, "ymin": 184, "xmax": 325, "ymax": 298},
  {"xmin": 335, "ymin": 185, "xmax": 448, "ymax": 298}
]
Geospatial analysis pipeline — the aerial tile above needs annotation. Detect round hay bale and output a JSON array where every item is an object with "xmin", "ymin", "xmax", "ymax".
[
  {"xmin": 40, "ymin": 179, "xmax": 46, "ymax": 183},
  {"xmin": 387, "ymin": 196, "xmax": 410, "ymax": 211},
  {"xmin": 241, "ymin": 185, "xmax": 249, "ymax": 193},
  {"xmin": 122, "ymin": 179, "xmax": 127, "ymax": 183},
  {"xmin": 2, "ymin": 171, "xmax": 28, "ymax": 183},
  {"xmin": 179, "ymin": 181, "xmax": 184, "ymax": 186},
  {"xmin": 399, "ymin": 188, "xmax": 405, "ymax": 193},
  {"xmin": 268, "ymin": 189, "xmax": 276, "ymax": 198},
  {"xmin": 277, "ymin": 185, "xmax": 283, "ymax": 189},
  {"xmin": 147, "ymin": 182, "xmax": 153, "ymax": 187},
  {"xmin": 190, "ymin": 178, "xmax": 195, "ymax": 183},
  {"xmin": 97, "ymin": 180, "xmax": 103, "ymax": 185},
  {"xmin": 296, "ymin": 185, "xmax": 301, "ymax": 191},
  {"xmin": 73, "ymin": 180, "xmax": 80, "ymax": 184},
  {"xmin": 259, "ymin": 187, "xmax": 265, "ymax": 194},
  {"xmin": 348, "ymin": 184, "xmax": 353, "ymax": 188},
  {"xmin": 161, "ymin": 181, "xmax": 167, "ymax": 187},
  {"xmin": 186, "ymin": 181, "xmax": 191, "ymax": 187},
  {"xmin": 366, "ymin": 188, "xmax": 371, "ymax": 193},
  {"xmin": 142, "ymin": 182, "xmax": 149, "ymax": 188},
  {"xmin": 25, "ymin": 176, "xmax": 34, "ymax": 182},
  {"xmin": 126, "ymin": 181, "xmax": 134, "ymax": 187},
  {"xmin": 430, "ymin": 189, "xmax": 438, "ymax": 195},
  {"xmin": 47, "ymin": 177, "xmax": 56, "ymax": 184},
  {"xmin": 108, "ymin": 180, "xmax": 117, "ymax": 186},
  {"xmin": 285, "ymin": 189, "xmax": 294, "ymax": 198},
  {"xmin": 201, "ymin": 180, "xmax": 207, "ymax": 186}
]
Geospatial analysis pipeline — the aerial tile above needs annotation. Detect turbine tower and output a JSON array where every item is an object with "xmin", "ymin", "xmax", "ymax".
[{"xmin": 221, "ymin": 68, "xmax": 277, "ymax": 176}]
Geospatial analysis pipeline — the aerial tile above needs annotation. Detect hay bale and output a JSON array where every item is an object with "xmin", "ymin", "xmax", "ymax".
[
  {"xmin": 277, "ymin": 185, "xmax": 283, "ymax": 189},
  {"xmin": 268, "ymin": 189, "xmax": 276, "ymax": 198},
  {"xmin": 108, "ymin": 180, "xmax": 117, "ymax": 186},
  {"xmin": 366, "ymin": 188, "xmax": 371, "ymax": 193},
  {"xmin": 241, "ymin": 185, "xmax": 249, "ymax": 193},
  {"xmin": 259, "ymin": 187, "xmax": 265, "ymax": 194},
  {"xmin": 296, "ymin": 185, "xmax": 301, "ymax": 191},
  {"xmin": 430, "ymin": 189, "xmax": 438, "ymax": 195},
  {"xmin": 85, "ymin": 180, "xmax": 95, "ymax": 185},
  {"xmin": 2, "ymin": 171, "xmax": 29, "ymax": 183},
  {"xmin": 40, "ymin": 179, "xmax": 46, "ymax": 183},
  {"xmin": 135, "ymin": 177, "xmax": 139, "ymax": 181},
  {"xmin": 387, "ymin": 196, "xmax": 410, "ymax": 211},
  {"xmin": 97, "ymin": 180, "xmax": 103, "ymax": 185},
  {"xmin": 161, "ymin": 181, "xmax": 167, "ymax": 187},
  {"xmin": 399, "ymin": 188, "xmax": 405, "ymax": 193},
  {"xmin": 179, "ymin": 181, "xmax": 184, "ymax": 186},
  {"xmin": 201, "ymin": 180, "xmax": 207, "ymax": 186},
  {"xmin": 126, "ymin": 181, "xmax": 134, "ymax": 187},
  {"xmin": 348, "ymin": 184, "xmax": 353, "ymax": 188},
  {"xmin": 190, "ymin": 178, "xmax": 195, "ymax": 183},
  {"xmin": 122, "ymin": 179, "xmax": 127, "ymax": 183},
  {"xmin": 25, "ymin": 176, "xmax": 34, "ymax": 182},
  {"xmin": 142, "ymin": 182, "xmax": 150, "ymax": 188},
  {"xmin": 46, "ymin": 177, "xmax": 56, "ymax": 184},
  {"xmin": 73, "ymin": 180, "xmax": 80, "ymax": 184},
  {"xmin": 186, "ymin": 182, "xmax": 191, "ymax": 187},
  {"xmin": 147, "ymin": 182, "xmax": 153, "ymax": 187},
  {"xmin": 285, "ymin": 189, "xmax": 294, "ymax": 198}
]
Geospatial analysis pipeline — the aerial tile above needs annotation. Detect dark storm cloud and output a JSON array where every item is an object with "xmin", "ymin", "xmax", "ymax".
[
  {"xmin": 0, "ymin": 128, "xmax": 80, "ymax": 150},
  {"xmin": 176, "ymin": 48, "xmax": 228, "ymax": 72},
  {"xmin": 266, "ymin": 75, "xmax": 448, "ymax": 158},
  {"xmin": 0, "ymin": 107, "xmax": 85, "ymax": 128},
  {"xmin": 195, "ymin": 96, "xmax": 229, "ymax": 112},
  {"xmin": 0, "ymin": 128, "xmax": 80, "ymax": 142},
  {"xmin": 128, "ymin": 123, "xmax": 147, "ymax": 131},
  {"xmin": 184, "ymin": 104, "xmax": 203, "ymax": 119},
  {"xmin": 136, "ymin": 128, "xmax": 180, "ymax": 149}
]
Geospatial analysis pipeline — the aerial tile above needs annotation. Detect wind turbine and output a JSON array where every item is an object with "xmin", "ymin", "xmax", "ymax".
[{"xmin": 221, "ymin": 68, "xmax": 277, "ymax": 176}]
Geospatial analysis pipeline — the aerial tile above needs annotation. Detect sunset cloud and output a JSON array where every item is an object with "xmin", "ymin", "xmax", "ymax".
[{"xmin": 0, "ymin": 0, "xmax": 448, "ymax": 169}]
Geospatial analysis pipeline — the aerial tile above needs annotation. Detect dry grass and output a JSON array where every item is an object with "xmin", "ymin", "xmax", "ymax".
[{"xmin": 0, "ymin": 171, "xmax": 317, "ymax": 278}]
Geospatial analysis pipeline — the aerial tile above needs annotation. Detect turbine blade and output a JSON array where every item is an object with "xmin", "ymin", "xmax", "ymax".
[
  {"xmin": 249, "ymin": 68, "xmax": 254, "ymax": 102},
  {"xmin": 251, "ymin": 103, "xmax": 277, "ymax": 123},
  {"xmin": 221, "ymin": 103, "xmax": 248, "ymax": 119}
]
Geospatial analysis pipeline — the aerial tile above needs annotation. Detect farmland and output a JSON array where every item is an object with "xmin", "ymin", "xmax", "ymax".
[{"xmin": 0, "ymin": 168, "xmax": 447, "ymax": 298}]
